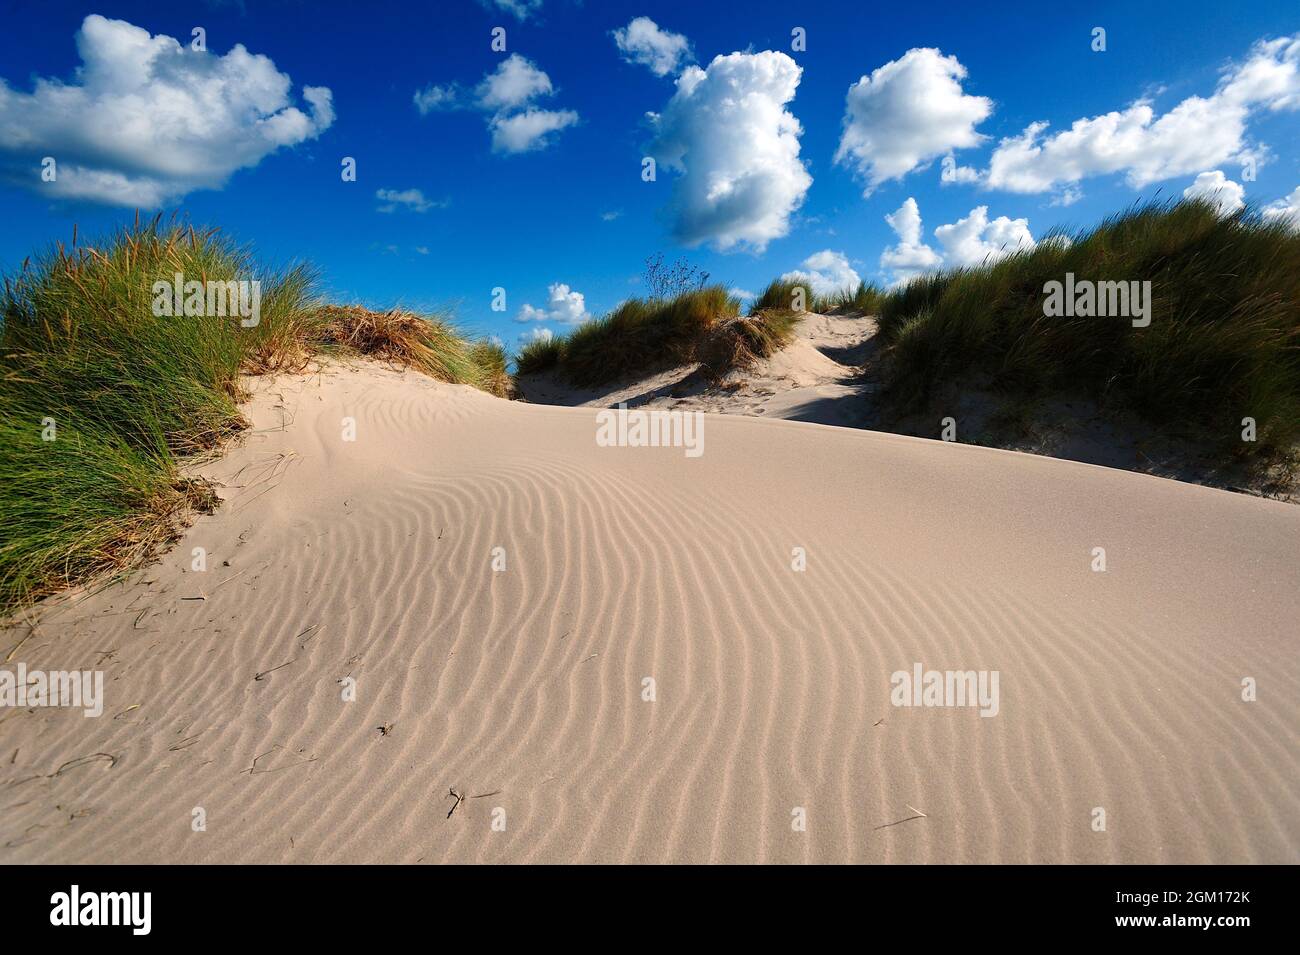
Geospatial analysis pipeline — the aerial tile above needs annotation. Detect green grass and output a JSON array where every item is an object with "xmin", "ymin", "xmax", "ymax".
[
  {"xmin": 874, "ymin": 199, "xmax": 1300, "ymax": 457},
  {"xmin": 514, "ymin": 334, "xmax": 564, "ymax": 376},
  {"xmin": 0, "ymin": 219, "xmax": 508, "ymax": 615},
  {"xmin": 515, "ymin": 285, "xmax": 797, "ymax": 386},
  {"xmin": 822, "ymin": 281, "xmax": 886, "ymax": 316},
  {"xmin": 751, "ymin": 278, "xmax": 814, "ymax": 315},
  {"xmin": 751, "ymin": 278, "xmax": 884, "ymax": 316}
]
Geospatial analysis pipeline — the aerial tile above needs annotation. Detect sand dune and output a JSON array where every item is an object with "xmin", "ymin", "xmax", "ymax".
[
  {"xmin": 2, "ymin": 360, "xmax": 1297, "ymax": 863},
  {"xmin": 518, "ymin": 312, "xmax": 880, "ymax": 430}
]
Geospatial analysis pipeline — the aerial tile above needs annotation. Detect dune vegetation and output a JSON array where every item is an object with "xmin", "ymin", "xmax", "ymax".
[
  {"xmin": 0, "ymin": 218, "xmax": 508, "ymax": 615},
  {"xmin": 750, "ymin": 277, "xmax": 885, "ymax": 317},
  {"xmin": 516, "ymin": 284, "xmax": 801, "ymax": 386},
  {"xmin": 872, "ymin": 199, "xmax": 1300, "ymax": 460}
]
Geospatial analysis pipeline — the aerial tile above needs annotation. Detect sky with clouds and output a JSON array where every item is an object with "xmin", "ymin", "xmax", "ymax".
[{"xmin": 1, "ymin": 0, "xmax": 1297, "ymax": 347}]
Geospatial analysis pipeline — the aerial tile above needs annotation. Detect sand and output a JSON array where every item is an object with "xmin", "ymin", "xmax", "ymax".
[
  {"xmin": 518, "ymin": 311, "xmax": 880, "ymax": 430},
  {"xmin": 2, "ymin": 360, "xmax": 1298, "ymax": 863}
]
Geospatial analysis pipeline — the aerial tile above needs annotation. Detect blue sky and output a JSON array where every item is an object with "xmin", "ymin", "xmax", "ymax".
[{"xmin": 1, "ymin": 1, "xmax": 1297, "ymax": 348}]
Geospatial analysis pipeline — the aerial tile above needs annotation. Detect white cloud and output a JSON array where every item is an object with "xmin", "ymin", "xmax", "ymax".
[
  {"xmin": 613, "ymin": 17, "xmax": 692, "ymax": 77},
  {"xmin": 601, "ymin": 209, "xmax": 622, "ymax": 221},
  {"xmin": 986, "ymin": 34, "xmax": 1300, "ymax": 194},
  {"xmin": 940, "ymin": 154, "xmax": 981, "ymax": 185},
  {"xmin": 730, "ymin": 287, "xmax": 756, "ymax": 301},
  {"xmin": 1182, "ymin": 170, "xmax": 1246, "ymax": 214},
  {"xmin": 476, "ymin": 54, "xmax": 553, "ymax": 111},
  {"xmin": 516, "ymin": 283, "xmax": 591, "ymax": 324},
  {"xmin": 649, "ymin": 51, "xmax": 812, "ymax": 252},
  {"xmin": 781, "ymin": 250, "xmax": 861, "ymax": 297},
  {"xmin": 835, "ymin": 48, "xmax": 991, "ymax": 194},
  {"xmin": 1262, "ymin": 185, "xmax": 1300, "ymax": 227},
  {"xmin": 489, "ymin": 108, "xmax": 578, "ymax": 153},
  {"xmin": 0, "ymin": 14, "xmax": 334, "ymax": 206},
  {"xmin": 879, "ymin": 198, "xmax": 943, "ymax": 285},
  {"xmin": 518, "ymin": 326, "xmax": 555, "ymax": 346},
  {"xmin": 933, "ymin": 206, "xmax": 1036, "ymax": 267},
  {"xmin": 413, "ymin": 84, "xmax": 457, "ymax": 114},
  {"xmin": 1049, "ymin": 185, "xmax": 1084, "ymax": 207},
  {"xmin": 880, "ymin": 197, "xmax": 1035, "ymax": 284},
  {"xmin": 479, "ymin": 0, "xmax": 542, "ymax": 21},
  {"xmin": 375, "ymin": 188, "xmax": 441, "ymax": 213},
  {"xmin": 434, "ymin": 54, "xmax": 580, "ymax": 154}
]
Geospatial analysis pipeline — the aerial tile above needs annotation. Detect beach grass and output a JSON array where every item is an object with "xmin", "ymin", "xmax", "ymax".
[
  {"xmin": 874, "ymin": 199, "xmax": 1300, "ymax": 457},
  {"xmin": 0, "ymin": 218, "xmax": 507, "ymax": 615},
  {"xmin": 516, "ymin": 285, "xmax": 795, "ymax": 386}
]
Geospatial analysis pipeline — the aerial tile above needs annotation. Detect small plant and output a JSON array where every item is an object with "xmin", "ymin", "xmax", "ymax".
[{"xmin": 643, "ymin": 253, "xmax": 711, "ymax": 301}]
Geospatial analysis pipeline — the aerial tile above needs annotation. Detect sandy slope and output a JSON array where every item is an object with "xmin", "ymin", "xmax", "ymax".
[
  {"xmin": 2, "ymin": 361, "xmax": 1298, "ymax": 864},
  {"xmin": 519, "ymin": 312, "xmax": 1299, "ymax": 502},
  {"xmin": 518, "ymin": 312, "xmax": 881, "ymax": 430}
]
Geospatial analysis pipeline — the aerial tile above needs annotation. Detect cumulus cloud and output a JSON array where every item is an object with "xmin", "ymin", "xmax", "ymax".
[
  {"xmin": 375, "ymin": 188, "xmax": 442, "ymax": 213},
  {"xmin": 489, "ymin": 108, "xmax": 578, "ymax": 153},
  {"xmin": 835, "ymin": 48, "xmax": 991, "ymax": 194},
  {"xmin": 933, "ymin": 206, "xmax": 1036, "ymax": 267},
  {"xmin": 1182, "ymin": 170, "xmax": 1246, "ymax": 214},
  {"xmin": 1262, "ymin": 185, "xmax": 1300, "ymax": 227},
  {"xmin": 880, "ymin": 197, "xmax": 1035, "ymax": 284},
  {"xmin": 986, "ymin": 34, "xmax": 1300, "ymax": 195},
  {"xmin": 516, "ymin": 283, "xmax": 591, "ymax": 324},
  {"xmin": 476, "ymin": 54, "xmax": 554, "ymax": 110},
  {"xmin": 413, "ymin": 84, "xmax": 458, "ymax": 114},
  {"xmin": 479, "ymin": 0, "xmax": 542, "ymax": 21},
  {"xmin": 518, "ymin": 326, "xmax": 555, "ymax": 346},
  {"xmin": 879, "ymin": 198, "xmax": 943, "ymax": 285},
  {"xmin": 414, "ymin": 54, "xmax": 577, "ymax": 154},
  {"xmin": 649, "ymin": 51, "xmax": 812, "ymax": 252},
  {"xmin": 781, "ymin": 250, "xmax": 861, "ymax": 297},
  {"xmin": 941, "ymin": 154, "xmax": 982, "ymax": 185},
  {"xmin": 613, "ymin": 17, "xmax": 692, "ymax": 77},
  {"xmin": 0, "ymin": 14, "xmax": 334, "ymax": 206}
]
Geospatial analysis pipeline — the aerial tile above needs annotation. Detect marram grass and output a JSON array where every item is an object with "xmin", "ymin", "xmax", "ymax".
[
  {"xmin": 0, "ymin": 219, "xmax": 508, "ymax": 615},
  {"xmin": 875, "ymin": 199, "xmax": 1300, "ymax": 457},
  {"xmin": 519, "ymin": 285, "xmax": 799, "ymax": 386}
]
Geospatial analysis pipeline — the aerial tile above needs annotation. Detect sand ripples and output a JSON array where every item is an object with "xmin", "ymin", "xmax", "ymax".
[{"xmin": 3, "ymin": 365, "xmax": 1297, "ymax": 863}]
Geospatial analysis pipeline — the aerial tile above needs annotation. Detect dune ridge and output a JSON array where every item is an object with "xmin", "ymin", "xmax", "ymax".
[{"xmin": 2, "ymin": 361, "xmax": 1296, "ymax": 864}]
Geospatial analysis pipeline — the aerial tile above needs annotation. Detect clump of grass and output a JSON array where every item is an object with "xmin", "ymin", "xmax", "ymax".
[
  {"xmin": 467, "ymin": 338, "xmax": 513, "ymax": 399},
  {"xmin": 529, "ymin": 285, "xmax": 766, "ymax": 386},
  {"xmin": 0, "ymin": 218, "xmax": 509, "ymax": 615},
  {"xmin": 309, "ymin": 304, "xmax": 508, "ymax": 395},
  {"xmin": 750, "ymin": 278, "xmax": 883, "ymax": 316},
  {"xmin": 515, "ymin": 334, "xmax": 564, "ymax": 376},
  {"xmin": 875, "ymin": 198, "xmax": 1300, "ymax": 458},
  {"xmin": 823, "ymin": 281, "xmax": 885, "ymax": 315},
  {"xmin": 697, "ymin": 310, "xmax": 802, "ymax": 373},
  {"xmin": 751, "ymin": 278, "xmax": 814, "ymax": 315}
]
